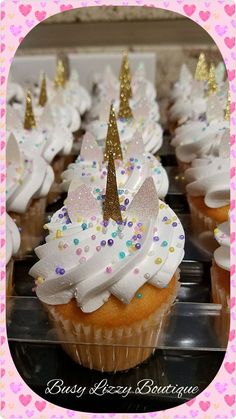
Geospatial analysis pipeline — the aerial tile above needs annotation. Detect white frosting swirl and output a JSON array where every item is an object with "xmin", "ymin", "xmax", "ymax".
[
  {"xmin": 30, "ymin": 179, "xmax": 184, "ymax": 313},
  {"xmin": 62, "ymin": 70, "xmax": 92, "ymax": 115},
  {"xmin": 7, "ymin": 106, "xmax": 73, "ymax": 164},
  {"xmin": 85, "ymin": 118, "xmax": 163, "ymax": 154},
  {"xmin": 214, "ymin": 221, "xmax": 230, "ymax": 271},
  {"xmin": 7, "ymin": 81, "xmax": 25, "ymax": 105},
  {"xmin": 6, "ymin": 134, "xmax": 54, "ymax": 214},
  {"xmin": 169, "ymin": 95, "xmax": 207, "ymax": 124},
  {"xmin": 185, "ymin": 156, "xmax": 230, "ymax": 208},
  {"xmin": 62, "ymin": 153, "xmax": 169, "ymax": 198},
  {"xmin": 6, "ymin": 213, "xmax": 21, "ymax": 264},
  {"xmin": 173, "ymin": 120, "xmax": 229, "ymax": 164}
]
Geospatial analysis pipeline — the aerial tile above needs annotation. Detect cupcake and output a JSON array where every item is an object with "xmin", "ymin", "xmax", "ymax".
[
  {"xmin": 6, "ymin": 213, "xmax": 21, "ymax": 296},
  {"xmin": 30, "ymin": 155, "xmax": 185, "ymax": 372},
  {"xmin": 6, "ymin": 133, "xmax": 54, "ymax": 255},
  {"xmin": 211, "ymin": 219, "xmax": 230, "ymax": 346},
  {"xmin": 171, "ymin": 86, "xmax": 229, "ymax": 172},
  {"xmin": 168, "ymin": 53, "xmax": 209, "ymax": 132},
  {"xmin": 62, "ymin": 106, "xmax": 168, "ymax": 198},
  {"xmin": 7, "ymin": 89, "xmax": 74, "ymax": 202},
  {"xmin": 185, "ymin": 130, "xmax": 230, "ymax": 236},
  {"xmin": 33, "ymin": 72, "xmax": 82, "ymax": 135},
  {"xmin": 86, "ymin": 54, "xmax": 162, "ymax": 154}
]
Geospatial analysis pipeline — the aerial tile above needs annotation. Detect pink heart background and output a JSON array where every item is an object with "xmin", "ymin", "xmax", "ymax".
[{"xmin": 0, "ymin": 1, "xmax": 235, "ymax": 419}]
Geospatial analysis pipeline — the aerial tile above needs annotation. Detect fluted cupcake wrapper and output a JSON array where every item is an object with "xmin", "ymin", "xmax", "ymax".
[
  {"xmin": 187, "ymin": 195, "xmax": 217, "ymax": 235},
  {"xmin": 211, "ymin": 261, "xmax": 230, "ymax": 347},
  {"xmin": 43, "ymin": 271, "xmax": 180, "ymax": 372}
]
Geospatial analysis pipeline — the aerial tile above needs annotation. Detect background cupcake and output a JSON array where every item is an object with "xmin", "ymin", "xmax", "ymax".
[
  {"xmin": 6, "ymin": 133, "xmax": 54, "ymax": 255},
  {"xmin": 62, "ymin": 107, "xmax": 169, "ymax": 198}
]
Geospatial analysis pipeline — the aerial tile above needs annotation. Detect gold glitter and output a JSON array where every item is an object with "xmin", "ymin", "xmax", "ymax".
[
  {"xmin": 24, "ymin": 90, "xmax": 36, "ymax": 130},
  {"xmin": 38, "ymin": 73, "xmax": 47, "ymax": 107},
  {"xmin": 104, "ymin": 104, "xmax": 123, "ymax": 161},
  {"xmin": 225, "ymin": 90, "xmax": 230, "ymax": 121},
  {"xmin": 56, "ymin": 230, "xmax": 63, "ymax": 238},
  {"xmin": 119, "ymin": 51, "xmax": 132, "ymax": 98},
  {"xmin": 103, "ymin": 153, "xmax": 123, "ymax": 223},
  {"xmin": 195, "ymin": 52, "xmax": 209, "ymax": 81},
  {"xmin": 36, "ymin": 276, "xmax": 44, "ymax": 285},
  {"xmin": 54, "ymin": 58, "xmax": 66, "ymax": 88},
  {"xmin": 207, "ymin": 63, "xmax": 218, "ymax": 96},
  {"xmin": 118, "ymin": 52, "xmax": 133, "ymax": 119}
]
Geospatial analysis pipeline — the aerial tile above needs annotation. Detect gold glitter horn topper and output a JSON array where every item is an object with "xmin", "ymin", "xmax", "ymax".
[
  {"xmin": 54, "ymin": 58, "xmax": 66, "ymax": 88},
  {"xmin": 103, "ymin": 153, "xmax": 123, "ymax": 223},
  {"xmin": 24, "ymin": 89, "xmax": 36, "ymax": 130},
  {"xmin": 225, "ymin": 90, "xmax": 230, "ymax": 121},
  {"xmin": 104, "ymin": 104, "xmax": 123, "ymax": 161},
  {"xmin": 38, "ymin": 73, "xmax": 47, "ymax": 107},
  {"xmin": 119, "ymin": 51, "xmax": 132, "ymax": 99},
  {"xmin": 118, "ymin": 76, "xmax": 133, "ymax": 119},
  {"xmin": 207, "ymin": 63, "xmax": 218, "ymax": 96},
  {"xmin": 195, "ymin": 52, "xmax": 209, "ymax": 81}
]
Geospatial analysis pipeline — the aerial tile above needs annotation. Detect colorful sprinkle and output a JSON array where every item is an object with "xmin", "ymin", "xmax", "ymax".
[
  {"xmin": 76, "ymin": 248, "xmax": 82, "ymax": 256},
  {"xmin": 155, "ymin": 257, "xmax": 162, "ymax": 265},
  {"xmin": 136, "ymin": 292, "xmax": 142, "ymax": 299},
  {"xmin": 73, "ymin": 238, "xmax": 80, "ymax": 245},
  {"xmin": 169, "ymin": 247, "xmax": 175, "ymax": 252},
  {"xmin": 106, "ymin": 266, "xmax": 112, "ymax": 274},
  {"xmin": 161, "ymin": 240, "xmax": 168, "ymax": 247},
  {"xmin": 119, "ymin": 251, "xmax": 126, "ymax": 259}
]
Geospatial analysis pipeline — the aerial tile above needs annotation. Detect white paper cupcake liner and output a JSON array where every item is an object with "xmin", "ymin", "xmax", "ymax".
[
  {"xmin": 43, "ymin": 271, "xmax": 180, "ymax": 372},
  {"xmin": 187, "ymin": 196, "xmax": 217, "ymax": 235}
]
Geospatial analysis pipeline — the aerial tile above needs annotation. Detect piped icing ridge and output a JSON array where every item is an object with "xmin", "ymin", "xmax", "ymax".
[
  {"xmin": 6, "ymin": 214, "xmax": 21, "ymax": 265},
  {"xmin": 185, "ymin": 155, "xmax": 230, "ymax": 209},
  {"xmin": 6, "ymin": 133, "xmax": 54, "ymax": 214},
  {"xmin": 214, "ymin": 220, "xmax": 230, "ymax": 271},
  {"xmin": 30, "ymin": 177, "xmax": 185, "ymax": 313}
]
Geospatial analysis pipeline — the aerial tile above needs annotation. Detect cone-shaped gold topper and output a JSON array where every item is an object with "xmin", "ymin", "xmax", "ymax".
[
  {"xmin": 118, "ymin": 86, "xmax": 133, "ymax": 119},
  {"xmin": 225, "ymin": 90, "xmax": 230, "ymax": 121},
  {"xmin": 24, "ymin": 89, "xmax": 36, "ymax": 130},
  {"xmin": 207, "ymin": 64, "xmax": 218, "ymax": 96},
  {"xmin": 195, "ymin": 52, "xmax": 209, "ymax": 81},
  {"xmin": 54, "ymin": 58, "xmax": 66, "ymax": 88},
  {"xmin": 119, "ymin": 51, "xmax": 132, "ymax": 99},
  {"xmin": 104, "ymin": 104, "xmax": 123, "ymax": 162},
  {"xmin": 103, "ymin": 153, "xmax": 123, "ymax": 223},
  {"xmin": 38, "ymin": 73, "xmax": 47, "ymax": 107}
]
